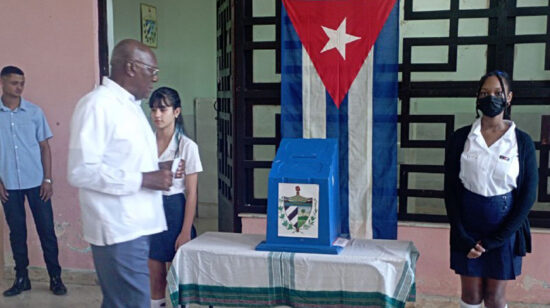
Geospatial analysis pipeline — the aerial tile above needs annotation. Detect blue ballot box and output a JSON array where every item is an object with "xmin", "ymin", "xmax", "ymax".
[{"xmin": 256, "ymin": 138, "xmax": 343, "ymax": 254}]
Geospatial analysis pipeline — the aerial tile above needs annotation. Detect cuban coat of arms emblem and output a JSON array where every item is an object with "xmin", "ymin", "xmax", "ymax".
[{"xmin": 278, "ymin": 183, "xmax": 319, "ymax": 238}]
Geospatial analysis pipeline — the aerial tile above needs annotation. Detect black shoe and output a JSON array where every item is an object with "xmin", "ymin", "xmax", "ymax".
[
  {"xmin": 49, "ymin": 276, "xmax": 67, "ymax": 295},
  {"xmin": 49, "ymin": 276, "xmax": 67, "ymax": 296},
  {"xmin": 3, "ymin": 276, "xmax": 31, "ymax": 297}
]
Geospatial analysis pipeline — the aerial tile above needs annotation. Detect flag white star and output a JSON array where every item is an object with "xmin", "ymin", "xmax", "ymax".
[{"xmin": 320, "ymin": 18, "xmax": 361, "ymax": 60}]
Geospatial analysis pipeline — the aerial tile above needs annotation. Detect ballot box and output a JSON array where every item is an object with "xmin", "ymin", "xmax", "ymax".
[{"xmin": 256, "ymin": 138, "xmax": 343, "ymax": 254}]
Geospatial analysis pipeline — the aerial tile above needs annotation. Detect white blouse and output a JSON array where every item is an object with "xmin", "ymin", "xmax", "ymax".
[
  {"xmin": 459, "ymin": 118, "xmax": 519, "ymax": 197},
  {"xmin": 158, "ymin": 133, "xmax": 203, "ymax": 196}
]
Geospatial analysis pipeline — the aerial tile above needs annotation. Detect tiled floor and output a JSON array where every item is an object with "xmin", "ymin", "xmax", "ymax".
[{"xmin": 0, "ymin": 280, "xmax": 101, "ymax": 308}]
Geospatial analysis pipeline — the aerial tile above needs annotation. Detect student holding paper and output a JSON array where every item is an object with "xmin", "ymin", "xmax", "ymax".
[{"xmin": 148, "ymin": 87, "xmax": 203, "ymax": 308}]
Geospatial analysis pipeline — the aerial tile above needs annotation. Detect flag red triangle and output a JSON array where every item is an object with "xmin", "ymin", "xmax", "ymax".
[{"xmin": 283, "ymin": 0, "xmax": 396, "ymax": 108}]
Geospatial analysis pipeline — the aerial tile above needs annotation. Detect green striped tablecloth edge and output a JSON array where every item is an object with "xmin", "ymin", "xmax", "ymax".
[{"xmin": 169, "ymin": 284, "xmax": 406, "ymax": 308}]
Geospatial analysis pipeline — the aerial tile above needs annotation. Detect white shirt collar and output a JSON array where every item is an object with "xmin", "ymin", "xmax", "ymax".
[
  {"xmin": 158, "ymin": 132, "xmax": 178, "ymax": 160},
  {"xmin": 101, "ymin": 76, "xmax": 140, "ymax": 106},
  {"xmin": 470, "ymin": 118, "xmax": 516, "ymax": 138}
]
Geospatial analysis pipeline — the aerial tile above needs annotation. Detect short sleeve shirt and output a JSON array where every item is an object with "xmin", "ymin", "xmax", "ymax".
[
  {"xmin": 158, "ymin": 133, "xmax": 203, "ymax": 196},
  {"xmin": 0, "ymin": 98, "xmax": 52, "ymax": 190},
  {"xmin": 459, "ymin": 118, "xmax": 519, "ymax": 197}
]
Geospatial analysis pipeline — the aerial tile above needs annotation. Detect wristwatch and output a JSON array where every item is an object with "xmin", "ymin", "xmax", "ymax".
[{"xmin": 43, "ymin": 178, "xmax": 53, "ymax": 184}]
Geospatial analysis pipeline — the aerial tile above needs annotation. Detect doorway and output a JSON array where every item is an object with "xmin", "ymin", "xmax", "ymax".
[{"xmin": 98, "ymin": 0, "xmax": 219, "ymax": 232}]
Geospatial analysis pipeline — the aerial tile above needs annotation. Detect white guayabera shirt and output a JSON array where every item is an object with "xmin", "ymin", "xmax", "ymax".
[
  {"xmin": 67, "ymin": 77, "xmax": 167, "ymax": 246},
  {"xmin": 459, "ymin": 118, "xmax": 519, "ymax": 197}
]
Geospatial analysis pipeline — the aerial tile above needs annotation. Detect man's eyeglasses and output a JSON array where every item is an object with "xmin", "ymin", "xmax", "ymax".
[{"xmin": 130, "ymin": 59, "xmax": 159, "ymax": 77}]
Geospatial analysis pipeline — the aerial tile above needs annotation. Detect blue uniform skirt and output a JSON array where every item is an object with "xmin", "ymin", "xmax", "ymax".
[
  {"xmin": 149, "ymin": 193, "xmax": 196, "ymax": 262},
  {"xmin": 450, "ymin": 189, "xmax": 522, "ymax": 280}
]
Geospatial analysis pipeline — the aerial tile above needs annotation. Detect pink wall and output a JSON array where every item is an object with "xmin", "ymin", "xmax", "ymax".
[
  {"xmin": 240, "ymin": 214, "xmax": 268, "ymax": 235},
  {"xmin": 0, "ymin": 0, "xmax": 99, "ymax": 270},
  {"xmin": 241, "ymin": 217, "xmax": 550, "ymax": 304}
]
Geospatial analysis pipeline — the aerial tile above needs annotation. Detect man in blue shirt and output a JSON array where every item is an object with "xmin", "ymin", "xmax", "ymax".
[{"xmin": 0, "ymin": 66, "xmax": 66, "ymax": 296}]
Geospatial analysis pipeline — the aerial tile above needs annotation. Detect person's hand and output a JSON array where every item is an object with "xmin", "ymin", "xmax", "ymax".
[
  {"xmin": 40, "ymin": 181, "xmax": 53, "ymax": 202},
  {"xmin": 174, "ymin": 160, "xmax": 185, "ymax": 179},
  {"xmin": 141, "ymin": 170, "xmax": 173, "ymax": 191},
  {"xmin": 174, "ymin": 229, "xmax": 192, "ymax": 251},
  {"xmin": 467, "ymin": 241, "xmax": 485, "ymax": 259},
  {"xmin": 0, "ymin": 181, "xmax": 9, "ymax": 203},
  {"xmin": 158, "ymin": 160, "xmax": 173, "ymax": 171},
  {"xmin": 158, "ymin": 160, "xmax": 185, "ymax": 178}
]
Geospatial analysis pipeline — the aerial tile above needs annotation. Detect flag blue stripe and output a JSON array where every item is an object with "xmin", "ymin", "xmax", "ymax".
[
  {"xmin": 326, "ymin": 94, "xmax": 350, "ymax": 236},
  {"xmin": 338, "ymin": 97, "xmax": 350, "ymax": 236},
  {"xmin": 281, "ymin": 9, "xmax": 303, "ymax": 138},
  {"xmin": 372, "ymin": 2, "xmax": 399, "ymax": 239}
]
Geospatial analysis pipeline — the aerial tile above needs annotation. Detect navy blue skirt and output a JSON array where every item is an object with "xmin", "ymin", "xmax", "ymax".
[
  {"xmin": 149, "ymin": 193, "xmax": 196, "ymax": 262},
  {"xmin": 450, "ymin": 189, "xmax": 521, "ymax": 280}
]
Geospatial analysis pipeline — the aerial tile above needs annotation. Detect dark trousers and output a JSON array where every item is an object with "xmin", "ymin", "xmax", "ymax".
[{"xmin": 1, "ymin": 186, "xmax": 61, "ymax": 278}]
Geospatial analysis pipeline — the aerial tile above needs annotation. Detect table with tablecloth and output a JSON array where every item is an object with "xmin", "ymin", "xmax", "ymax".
[{"xmin": 168, "ymin": 232, "xmax": 418, "ymax": 308}]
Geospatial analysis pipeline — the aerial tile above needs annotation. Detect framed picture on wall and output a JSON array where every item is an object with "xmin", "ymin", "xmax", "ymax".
[{"xmin": 140, "ymin": 3, "xmax": 157, "ymax": 48}]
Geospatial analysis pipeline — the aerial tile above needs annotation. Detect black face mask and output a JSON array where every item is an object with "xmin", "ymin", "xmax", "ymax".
[{"xmin": 476, "ymin": 95, "xmax": 506, "ymax": 118}]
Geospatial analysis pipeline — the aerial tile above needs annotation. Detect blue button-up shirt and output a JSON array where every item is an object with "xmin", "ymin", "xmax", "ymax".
[{"xmin": 0, "ymin": 98, "xmax": 52, "ymax": 190}]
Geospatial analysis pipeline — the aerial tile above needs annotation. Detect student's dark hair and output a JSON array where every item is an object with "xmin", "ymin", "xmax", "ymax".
[
  {"xmin": 149, "ymin": 87, "xmax": 186, "ymax": 155},
  {"xmin": 476, "ymin": 70, "xmax": 512, "ymax": 120},
  {"xmin": 1, "ymin": 66, "xmax": 24, "ymax": 77}
]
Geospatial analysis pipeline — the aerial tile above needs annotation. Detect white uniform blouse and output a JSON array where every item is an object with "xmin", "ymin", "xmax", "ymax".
[
  {"xmin": 158, "ymin": 133, "xmax": 203, "ymax": 196},
  {"xmin": 459, "ymin": 118, "xmax": 519, "ymax": 197}
]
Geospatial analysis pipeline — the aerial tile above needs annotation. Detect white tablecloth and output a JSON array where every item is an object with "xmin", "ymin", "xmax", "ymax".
[{"xmin": 168, "ymin": 232, "xmax": 418, "ymax": 307}]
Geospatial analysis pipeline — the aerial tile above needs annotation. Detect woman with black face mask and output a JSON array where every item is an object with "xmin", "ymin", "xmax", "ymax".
[{"xmin": 444, "ymin": 71, "xmax": 537, "ymax": 308}]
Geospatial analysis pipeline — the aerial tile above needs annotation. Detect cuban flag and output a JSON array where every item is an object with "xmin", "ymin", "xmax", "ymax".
[{"xmin": 281, "ymin": 0, "xmax": 399, "ymax": 239}]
